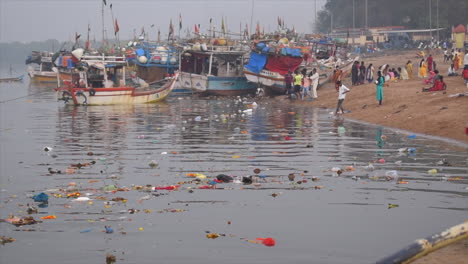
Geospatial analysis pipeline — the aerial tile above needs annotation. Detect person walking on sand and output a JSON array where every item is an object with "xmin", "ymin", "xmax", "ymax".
[
  {"xmin": 335, "ymin": 81, "xmax": 350, "ymax": 115},
  {"xmin": 406, "ymin": 60, "xmax": 413, "ymax": 79},
  {"xmin": 419, "ymin": 59, "xmax": 427, "ymax": 78},
  {"xmin": 375, "ymin": 70, "xmax": 385, "ymax": 106},
  {"xmin": 309, "ymin": 68, "xmax": 319, "ymax": 99},
  {"xmin": 293, "ymin": 69, "xmax": 303, "ymax": 96},
  {"xmin": 359, "ymin": 61, "xmax": 366, "ymax": 84},
  {"xmin": 366, "ymin": 63, "xmax": 374, "ymax": 83},
  {"xmin": 453, "ymin": 54, "xmax": 460, "ymax": 71}
]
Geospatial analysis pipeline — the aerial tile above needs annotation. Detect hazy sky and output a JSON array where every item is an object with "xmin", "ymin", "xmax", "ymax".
[{"xmin": 0, "ymin": 0, "xmax": 326, "ymax": 43}]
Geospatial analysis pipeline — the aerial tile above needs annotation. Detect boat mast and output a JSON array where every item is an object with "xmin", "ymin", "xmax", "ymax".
[{"xmin": 102, "ymin": 0, "xmax": 105, "ymax": 45}]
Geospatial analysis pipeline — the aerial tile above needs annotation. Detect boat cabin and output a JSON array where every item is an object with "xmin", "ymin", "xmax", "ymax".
[{"xmin": 180, "ymin": 50, "xmax": 246, "ymax": 77}]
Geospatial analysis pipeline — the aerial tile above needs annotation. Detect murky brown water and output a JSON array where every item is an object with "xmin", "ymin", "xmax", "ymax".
[{"xmin": 1, "ymin": 73, "xmax": 467, "ymax": 264}]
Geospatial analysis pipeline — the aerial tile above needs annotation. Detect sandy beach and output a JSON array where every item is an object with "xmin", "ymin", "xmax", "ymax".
[{"xmin": 303, "ymin": 50, "xmax": 468, "ymax": 143}]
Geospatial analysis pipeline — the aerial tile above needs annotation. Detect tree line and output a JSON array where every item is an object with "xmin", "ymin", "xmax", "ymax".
[{"xmin": 316, "ymin": 0, "xmax": 468, "ymax": 35}]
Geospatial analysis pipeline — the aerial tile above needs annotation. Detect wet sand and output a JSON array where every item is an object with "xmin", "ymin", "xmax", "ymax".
[{"xmin": 303, "ymin": 50, "xmax": 468, "ymax": 143}]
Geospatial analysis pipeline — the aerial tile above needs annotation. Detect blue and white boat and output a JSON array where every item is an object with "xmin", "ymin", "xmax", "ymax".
[
  {"xmin": 129, "ymin": 41, "xmax": 190, "ymax": 94},
  {"xmin": 179, "ymin": 44, "xmax": 257, "ymax": 96}
]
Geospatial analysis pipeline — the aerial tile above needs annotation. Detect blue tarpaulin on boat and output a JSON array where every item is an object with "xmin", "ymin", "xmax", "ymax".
[
  {"xmin": 245, "ymin": 52, "xmax": 267, "ymax": 74},
  {"xmin": 135, "ymin": 48, "xmax": 145, "ymax": 57}
]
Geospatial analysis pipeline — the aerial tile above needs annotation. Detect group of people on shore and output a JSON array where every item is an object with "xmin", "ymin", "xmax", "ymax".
[
  {"xmin": 333, "ymin": 48, "xmax": 468, "ymax": 115},
  {"xmin": 351, "ymin": 61, "xmax": 375, "ymax": 85},
  {"xmin": 285, "ymin": 68, "xmax": 320, "ymax": 100}
]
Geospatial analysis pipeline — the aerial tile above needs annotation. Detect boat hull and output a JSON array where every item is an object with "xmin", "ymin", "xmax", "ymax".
[
  {"xmin": 56, "ymin": 74, "xmax": 178, "ymax": 105},
  {"xmin": 29, "ymin": 71, "xmax": 57, "ymax": 83},
  {"xmin": 180, "ymin": 72, "xmax": 256, "ymax": 96}
]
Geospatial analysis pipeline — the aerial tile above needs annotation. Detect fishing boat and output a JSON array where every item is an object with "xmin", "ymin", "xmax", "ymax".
[
  {"xmin": 55, "ymin": 53, "xmax": 178, "ymax": 105},
  {"xmin": 26, "ymin": 51, "xmax": 58, "ymax": 83},
  {"xmin": 127, "ymin": 41, "xmax": 190, "ymax": 94},
  {"xmin": 179, "ymin": 42, "xmax": 257, "ymax": 96},
  {"xmin": 243, "ymin": 41, "xmax": 355, "ymax": 95}
]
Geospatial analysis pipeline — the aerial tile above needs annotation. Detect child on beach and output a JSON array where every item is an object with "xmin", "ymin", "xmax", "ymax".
[
  {"xmin": 422, "ymin": 76, "xmax": 447, "ymax": 92},
  {"xmin": 335, "ymin": 81, "xmax": 350, "ymax": 115}
]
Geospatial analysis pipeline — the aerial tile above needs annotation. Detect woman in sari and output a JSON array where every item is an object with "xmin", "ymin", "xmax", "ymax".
[
  {"xmin": 406, "ymin": 60, "xmax": 413, "ymax": 79},
  {"xmin": 419, "ymin": 59, "xmax": 427, "ymax": 78},
  {"xmin": 453, "ymin": 55, "xmax": 460, "ymax": 71}
]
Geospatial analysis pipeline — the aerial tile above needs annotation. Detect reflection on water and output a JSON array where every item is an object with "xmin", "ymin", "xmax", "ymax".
[{"xmin": 0, "ymin": 82, "xmax": 467, "ymax": 264}]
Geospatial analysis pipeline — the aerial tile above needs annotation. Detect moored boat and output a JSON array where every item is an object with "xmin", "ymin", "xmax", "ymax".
[
  {"xmin": 179, "ymin": 43, "xmax": 256, "ymax": 96},
  {"xmin": 26, "ymin": 51, "xmax": 58, "ymax": 83},
  {"xmin": 55, "ymin": 54, "xmax": 177, "ymax": 105},
  {"xmin": 0, "ymin": 75, "xmax": 24, "ymax": 82}
]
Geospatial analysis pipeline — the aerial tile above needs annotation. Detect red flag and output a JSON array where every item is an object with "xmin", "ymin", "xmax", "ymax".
[
  {"xmin": 194, "ymin": 24, "xmax": 199, "ymax": 34},
  {"xmin": 114, "ymin": 19, "xmax": 119, "ymax": 35}
]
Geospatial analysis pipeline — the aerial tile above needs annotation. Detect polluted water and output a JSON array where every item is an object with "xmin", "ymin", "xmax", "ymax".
[{"xmin": 0, "ymin": 80, "xmax": 467, "ymax": 264}]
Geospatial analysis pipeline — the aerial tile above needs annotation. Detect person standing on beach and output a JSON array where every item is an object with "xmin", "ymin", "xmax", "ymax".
[
  {"xmin": 453, "ymin": 54, "xmax": 460, "ymax": 71},
  {"xmin": 464, "ymin": 49, "xmax": 468, "ymax": 67},
  {"xmin": 419, "ymin": 59, "xmax": 427, "ymax": 78},
  {"xmin": 302, "ymin": 71, "xmax": 311, "ymax": 100},
  {"xmin": 406, "ymin": 60, "xmax": 413, "ymax": 79},
  {"xmin": 284, "ymin": 70, "xmax": 293, "ymax": 95},
  {"xmin": 293, "ymin": 69, "xmax": 303, "ymax": 95},
  {"xmin": 359, "ymin": 61, "xmax": 366, "ymax": 84},
  {"xmin": 366, "ymin": 63, "xmax": 374, "ymax": 83},
  {"xmin": 427, "ymin": 54, "xmax": 433, "ymax": 72},
  {"xmin": 309, "ymin": 68, "xmax": 319, "ymax": 99},
  {"xmin": 463, "ymin": 65, "xmax": 468, "ymax": 89},
  {"xmin": 335, "ymin": 80, "xmax": 350, "ymax": 115},
  {"xmin": 375, "ymin": 70, "xmax": 385, "ymax": 106},
  {"xmin": 351, "ymin": 61, "xmax": 359, "ymax": 85}
]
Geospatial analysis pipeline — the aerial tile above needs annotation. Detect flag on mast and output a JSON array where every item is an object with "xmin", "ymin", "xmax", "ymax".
[
  {"xmin": 114, "ymin": 19, "xmax": 119, "ymax": 35},
  {"xmin": 75, "ymin": 32, "xmax": 81, "ymax": 42},
  {"xmin": 194, "ymin": 24, "xmax": 199, "ymax": 34},
  {"xmin": 169, "ymin": 19, "xmax": 174, "ymax": 39},
  {"xmin": 102, "ymin": 0, "xmax": 106, "ymax": 5},
  {"xmin": 221, "ymin": 17, "xmax": 226, "ymax": 34},
  {"xmin": 179, "ymin": 14, "xmax": 182, "ymax": 30}
]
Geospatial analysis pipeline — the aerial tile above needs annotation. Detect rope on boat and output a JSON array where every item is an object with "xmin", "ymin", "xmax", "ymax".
[{"xmin": 0, "ymin": 90, "xmax": 51, "ymax": 104}]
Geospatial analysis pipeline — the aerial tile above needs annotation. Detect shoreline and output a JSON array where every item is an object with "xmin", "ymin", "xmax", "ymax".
[{"xmin": 298, "ymin": 50, "xmax": 468, "ymax": 144}]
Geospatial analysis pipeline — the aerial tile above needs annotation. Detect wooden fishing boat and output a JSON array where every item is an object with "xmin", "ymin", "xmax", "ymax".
[
  {"xmin": 26, "ymin": 51, "xmax": 57, "ymax": 83},
  {"xmin": 55, "ymin": 54, "xmax": 177, "ymax": 105},
  {"xmin": 179, "ymin": 44, "xmax": 257, "ymax": 96}
]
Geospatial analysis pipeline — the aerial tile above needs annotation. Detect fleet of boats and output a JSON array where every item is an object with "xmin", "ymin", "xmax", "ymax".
[{"xmin": 21, "ymin": 29, "xmax": 355, "ymax": 105}]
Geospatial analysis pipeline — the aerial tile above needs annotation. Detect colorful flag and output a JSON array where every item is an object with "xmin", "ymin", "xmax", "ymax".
[
  {"xmin": 221, "ymin": 17, "xmax": 226, "ymax": 34},
  {"xmin": 169, "ymin": 19, "xmax": 174, "ymax": 38},
  {"xmin": 114, "ymin": 19, "xmax": 119, "ymax": 35},
  {"xmin": 179, "ymin": 14, "xmax": 182, "ymax": 30},
  {"xmin": 194, "ymin": 24, "xmax": 199, "ymax": 34}
]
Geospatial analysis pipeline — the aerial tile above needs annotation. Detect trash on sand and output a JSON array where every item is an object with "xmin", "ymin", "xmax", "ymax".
[
  {"xmin": 105, "ymin": 226, "xmax": 114, "ymax": 233},
  {"xmin": 103, "ymin": 185, "xmax": 118, "ymax": 192},
  {"xmin": 194, "ymin": 116, "xmax": 202, "ymax": 121},
  {"xmin": 253, "ymin": 168, "xmax": 261, "ymax": 174},
  {"xmin": 407, "ymin": 134, "xmax": 417, "ymax": 139},
  {"xmin": 378, "ymin": 158, "xmax": 386, "ymax": 164},
  {"xmin": 242, "ymin": 176, "xmax": 253, "ymax": 185},
  {"xmin": 436, "ymin": 159, "xmax": 451, "ymax": 166},
  {"xmin": 72, "ymin": 197, "xmax": 91, "ymax": 202},
  {"xmin": 44, "ymin": 146, "xmax": 53, "ymax": 152},
  {"xmin": 0, "ymin": 236, "xmax": 15, "ymax": 245},
  {"xmin": 206, "ymin": 233, "xmax": 220, "ymax": 239},
  {"xmin": 32, "ymin": 192, "xmax": 48, "ymax": 203},
  {"xmin": 80, "ymin": 228, "xmax": 93, "ymax": 233},
  {"xmin": 397, "ymin": 181, "xmax": 409, "ymax": 184},
  {"xmin": 246, "ymin": 237, "xmax": 276, "ymax": 247},
  {"xmin": 388, "ymin": 204, "xmax": 399, "ymax": 209},
  {"xmin": 287, "ymin": 173, "xmax": 295, "ymax": 181},
  {"xmin": 427, "ymin": 169, "xmax": 438, "ymax": 175},
  {"xmin": 337, "ymin": 126, "xmax": 346, "ymax": 134},
  {"xmin": 385, "ymin": 170, "xmax": 398, "ymax": 178},
  {"xmin": 148, "ymin": 160, "xmax": 159, "ymax": 168},
  {"xmin": 271, "ymin": 192, "xmax": 282, "ymax": 198},
  {"xmin": 106, "ymin": 253, "xmax": 116, "ymax": 264},
  {"xmin": 4, "ymin": 216, "xmax": 38, "ymax": 226},
  {"xmin": 216, "ymin": 174, "xmax": 233, "ymax": 183},
  {"xmin": 40, "ymin": 215, "xmax": 56, "ymax": 220}
]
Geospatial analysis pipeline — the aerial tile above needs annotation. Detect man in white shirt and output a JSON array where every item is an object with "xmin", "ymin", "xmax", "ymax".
[
  {"xmin": 309, "ymin": 68, "xmax": 320, "ymax": 98},
  {"xmin": 335, "ymin": 80, "xmax": 350, "ymax": 115}
]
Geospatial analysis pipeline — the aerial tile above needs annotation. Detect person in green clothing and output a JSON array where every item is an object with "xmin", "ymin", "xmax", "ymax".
[{"xmin": 375, "ymin": 70, "xmax": 385, "ymax": 106}]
